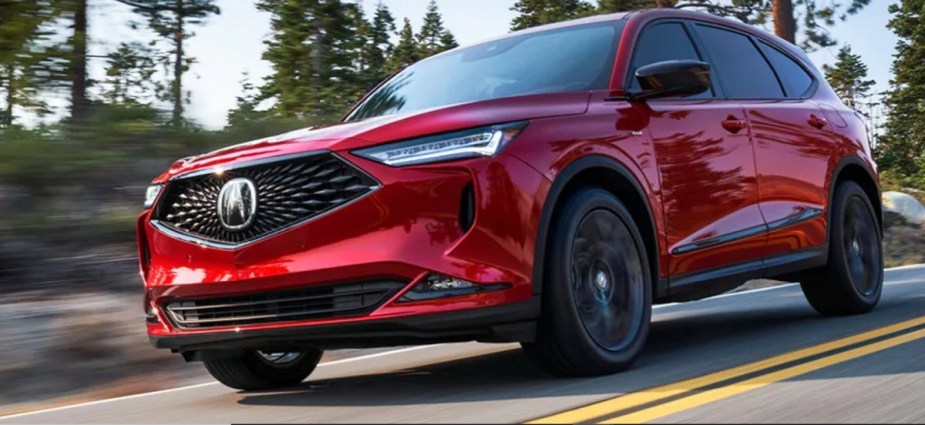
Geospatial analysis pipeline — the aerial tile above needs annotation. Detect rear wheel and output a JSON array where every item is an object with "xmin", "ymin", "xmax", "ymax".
[
  {"xmin": 523, "ymin": 188, "xmax": 652, "ymax": 376},
  {"xmin": 800, "ymin": 181, "xmax": 883, "ymax": 316},
  {"xmin": 203, "ymin": 349, "xmax": 323, "ymax": 391}
]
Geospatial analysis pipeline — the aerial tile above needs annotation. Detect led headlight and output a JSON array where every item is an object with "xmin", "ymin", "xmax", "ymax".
[
  {"xmin": 353, "ymin": 121, "xmax": 528, "ymax": 166},
  {"xmin": 144, "ymin": 184, "xmax": 163, "ymax": 208}
]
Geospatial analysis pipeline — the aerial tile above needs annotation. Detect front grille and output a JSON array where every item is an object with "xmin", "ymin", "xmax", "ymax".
[
  {"xmin": 163, "ymin": 281, "xmax": 405, "ymax": 329},
  {"xmin": 154, "ymin": 152, "xmax": 378, "ymax": 245}
]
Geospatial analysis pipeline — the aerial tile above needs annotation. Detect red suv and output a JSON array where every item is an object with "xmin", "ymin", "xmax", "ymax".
[{"xmin": 139, "ymin": 9, "xmax": 882, "ymax": 390}]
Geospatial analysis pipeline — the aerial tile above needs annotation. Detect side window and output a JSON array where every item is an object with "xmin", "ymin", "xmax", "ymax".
[
  {"xmin": 695, "ymin": 24, "xmax": 784, "ymax": 99},
  {"xmin": 757, "ymin": 41, "xmax": 814, "ymax": 98},
  {"xmin": 630, "ymin": 22, "xmax": 711, "ymax": 96}
]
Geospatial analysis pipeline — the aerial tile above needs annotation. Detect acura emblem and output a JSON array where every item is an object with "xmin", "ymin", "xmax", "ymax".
[{"xmin": 217, "ymin": 178, "xmax": 257, "ymax": 231}]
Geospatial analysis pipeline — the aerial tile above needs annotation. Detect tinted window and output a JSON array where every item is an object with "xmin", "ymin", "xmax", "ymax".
[
  {"xmin": 633, "ymin": 23, "xmax": 701, "ymax": 68},
  {"xmin": 347, "ymin": 22, "xmax": 623, "ymax": 121},
  {"xmin": 695, "ymin": 25, "xmax": 783, "ymax": 98},
  {"xmin": 630, "ymin": 22, "xmax": 708, "ymax": 94},
  {"xmin": 758, "ymin": 41, "xmax": 814, "ymax": 98}
]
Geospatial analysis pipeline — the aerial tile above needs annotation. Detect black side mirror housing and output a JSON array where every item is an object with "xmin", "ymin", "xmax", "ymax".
[{"xmin": 630, "ymin": 60, "xmax": 712, "ymax": 100}]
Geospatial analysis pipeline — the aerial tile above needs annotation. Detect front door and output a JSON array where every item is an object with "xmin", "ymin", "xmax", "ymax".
[{"xmin": 629, "ymin": 21, "xmax": 767, "ymax": 281}]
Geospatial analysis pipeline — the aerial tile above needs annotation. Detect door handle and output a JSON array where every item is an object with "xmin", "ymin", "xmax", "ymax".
[
  {"xmin": 721, "ymin": 117, "xmax": 747, "ymax": 134},
  {"xmin": 808, "ymin": 114, "xmax": 828, "ymax": 129}
]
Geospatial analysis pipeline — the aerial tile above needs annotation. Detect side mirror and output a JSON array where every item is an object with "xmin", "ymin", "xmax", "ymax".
[{"xmin": 630, "ymin": 60, "xmax": 712, "ymax": 100}]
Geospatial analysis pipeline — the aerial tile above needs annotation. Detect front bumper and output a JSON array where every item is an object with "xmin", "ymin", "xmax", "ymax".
[
  {"xmin": 151, "ymin": 297, "xmax": 539, "ymax": 352},
  {"xmin": 140, "ymin": 150, "xmax": 551, "ymax": 345}
]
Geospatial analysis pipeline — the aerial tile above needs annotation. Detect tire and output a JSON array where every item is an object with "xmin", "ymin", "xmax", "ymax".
[
  {"xmin": 800, "ymin": 181, "xmax": 883, "ymax": 316},
  {"xmin": 203, "ymin": 349, "xmax": 323, "ymax": 391},
  {"xmin": 523, "ymin": 187, "xmax": 652, "ymax": 376}
]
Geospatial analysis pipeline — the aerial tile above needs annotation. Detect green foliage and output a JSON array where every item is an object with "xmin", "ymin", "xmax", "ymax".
[
  {"xmin": 117, "ymin": 0, "xmax": 220, "ymax": 126},
  {"xmin": 417, "ymin": 0, "xmax": 457, "ymax": 56},
  {"xmin": 597, "ymin": 0, "xmax": 658, "ymax": 12},
  {"xmin": 257, "ymin": 0, "xmax": 366, "ymax": 118},
  {"xmin": 509, "ymin": 0, "xmax": 595, "ymax": 31},
  {"xmin": 0, "ymin": 0, "xmax": 64, "ymax": 126},
  {"xmin": 387, "ymin": 18, "xmax": 420, "ymax": 73},
  {"xmin": 100, "ymin": 42, "xmax": 159, "ymax": 105},
  {"xmin": 823, "ymin": 46, "xmax": 875, "ymax": 110},
  {"xmin": 355, "ymin": 2, "xmax": 391, "ymax": 91},
  {"xmin": 440, "ymin": 31, "xmax": 459, "ymax": 50},
  {"xmin": 256, "ymin": 0, "xmax": 316, "ymax": 118},
  {"xmin": 878, "ymin": 0, "xmax": 925, "ymax": 187}
]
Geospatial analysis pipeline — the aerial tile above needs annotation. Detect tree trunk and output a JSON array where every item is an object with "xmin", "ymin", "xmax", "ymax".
[
  {"xmin": 311, "ymin": 13, "xmax": 324, "ymax": 116},
  {"xmin": 3, "ymin": 64, "xmax": 13, "ymax": 127},
  {"xmin": 772, "ymin": 0, "xmax": 796, "ymax": 44},
  {"xmin": 172, "ymin": 0, "xmax": 185, "ymax": 126},
  {"xmin": 70, "ymin": 0, "xmax": 89, "ymax": 123}
]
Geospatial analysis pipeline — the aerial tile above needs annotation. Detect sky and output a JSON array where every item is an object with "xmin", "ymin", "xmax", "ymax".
[{"xmin": 81, "ymin": 0, "xmax": 898, "ymax": 130}]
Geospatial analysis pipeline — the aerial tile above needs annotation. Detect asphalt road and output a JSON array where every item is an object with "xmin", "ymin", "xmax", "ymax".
[{"xmin": 4, "ymin": 264, "xmax": 925, "ymax": 424}]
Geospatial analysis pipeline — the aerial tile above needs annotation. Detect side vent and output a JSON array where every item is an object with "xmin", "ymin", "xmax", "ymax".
[{"xmin": 459, "ymin": 182, "xmax": 476, "ymax": 232}]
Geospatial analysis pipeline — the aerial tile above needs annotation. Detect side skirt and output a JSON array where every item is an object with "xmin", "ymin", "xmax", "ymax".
[{"xmin": 661, "ymin": 245, "xmax": 828, "ymax": 303}]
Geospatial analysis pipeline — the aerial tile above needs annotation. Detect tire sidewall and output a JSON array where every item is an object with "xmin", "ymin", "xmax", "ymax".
[
  {"xmin": 546, "ymin": 188, "xmax": 652, "ymax": 370},
  {"xmin": 244, "ymin": 349, "xmax": 323, "ymax": 383},
  {"xmin": 829, "ymin": 182, "xmax": 883, "ymax": 306}
]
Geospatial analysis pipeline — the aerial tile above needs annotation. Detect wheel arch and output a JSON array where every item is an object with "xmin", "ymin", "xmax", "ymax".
[
  {"xmin": 532, "ymin": 155, "xmax": 664, "ymax": 298},
  {"xmin": 830, "ymin": 156, "xmax": 882, "ymax": 236}
]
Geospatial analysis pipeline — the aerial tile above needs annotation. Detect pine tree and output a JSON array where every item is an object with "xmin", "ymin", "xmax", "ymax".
[
  {"xmin": 509, "ymin": 0, "xmax": 595, "ymax": 31},
  {"xmin": 371, "ymin": 2, "xmax": 397, "ymax": 53},
  {"xmin": 823, "ymin": 46, "xmax": 875, "ymax": 110},
  {"xmin": 342, "ymin": 2, "xmax": 372, "ymax": 99},
  {"xmin": 440, "ymin": 31, "xmax": 458, "ymax": 51},
  {"xmin": 66, "ymin": 0, "xmax": 90, "ymax": 123},
  {"xmin": 351, "ymin": 1, "xmax": 396, "ymax": 91},
  {"xmin": 387, "ymin": 18, "xmax": 419, "ymax": 73},
  {"xmin": 257, "ymin": 0, "xmax": 362, "ymax": 118},
  {"xmin": 362, "ymin": 1, "xmax": 396, "ymax": 86},
  {"xmin": 878, "ymin": 0, "xmax": 925, "ymax": 186},
  {"xmin": 256, "ymin": 0, "xmax": 314, "ymax": 118},
  {"xmin": 100, "ymin": 42, "xmax": 158, "ymax": 105},
  {"xmin": 0, "ymin": 0, "xmax": 61, "ymax": 126},
  {"xmin": 226, "ymin": 72, "xmax": 265, "ymax": 127},
  {"xmin": 597, "ymin": 0, "xmax": 658, "ymax": 12},
  {"xmin": 417, "ymin": 0, "xmax": 456, "ymax": 56},
  {"xmin": 116, "ymin": 0, "xmax": 220, "ymax": 126}
]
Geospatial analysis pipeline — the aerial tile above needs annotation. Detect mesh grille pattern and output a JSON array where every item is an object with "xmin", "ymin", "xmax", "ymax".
[
  {"xmin": 163, "ymin": 281, "xmax": 405, "ymax": 329},
  {"xmin": 154, "ymin": 153, "xmax": 378, "ymax": 245}
]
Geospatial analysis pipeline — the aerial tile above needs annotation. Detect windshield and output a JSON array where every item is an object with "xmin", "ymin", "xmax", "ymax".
[{"xmin": 345, "ymin": 21, "xmax": 625, "ymax": 121}]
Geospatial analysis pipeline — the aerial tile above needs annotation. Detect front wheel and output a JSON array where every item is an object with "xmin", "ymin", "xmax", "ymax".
[
  {"xmin": 523, "ymin": 188, "xmax": 652, "ymax": 377},
  {"xmin": 800, "ymin": 181, "xmax": 883, "ymax": 316},
  {"xmin": 203, "ymin": 349, "xmax": 323, "ymax": 391}
]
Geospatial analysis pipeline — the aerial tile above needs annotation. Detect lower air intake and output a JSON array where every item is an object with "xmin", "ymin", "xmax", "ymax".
[{"xmin": 163, "ymin": 281, "xmax": 405, "ymax": 329}]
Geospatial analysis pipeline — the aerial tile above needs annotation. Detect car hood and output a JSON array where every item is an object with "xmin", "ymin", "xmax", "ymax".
[{"xmin": 154, "ymin": 91, "xmax": 592, "ymax": 182}]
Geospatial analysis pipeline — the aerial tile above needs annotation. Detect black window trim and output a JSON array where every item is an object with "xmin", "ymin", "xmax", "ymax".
[
  {"xmin": 622, "ymin": 18, "xmax": 724, "ymax": 99},
  {"xmin": 619, "ymin": 17, "xmax": 818, "ymax": 102},
  {"xmin": 688, "ymin": 21, "xmax": 818, "ymax": 101},
  {"xmin": 754, "ymin": 39, "xmax": 818, "ymax": 99}
]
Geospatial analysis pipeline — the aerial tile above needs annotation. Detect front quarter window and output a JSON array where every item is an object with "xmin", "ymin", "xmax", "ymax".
[{"xmin": 346, "ymin": 21, "xmax": 624, "ymax": 121}]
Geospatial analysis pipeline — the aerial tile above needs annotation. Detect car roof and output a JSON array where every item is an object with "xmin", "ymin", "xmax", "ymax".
[
  {"xmin": 460, "ymin": 9, "xmax": 805, "ymax": 59},
  {"xmin": 447, "ymin": 12, "xmax": 630, "ymax": 52},
  {"xmin": 421, "ymin": 8, "xmax": 815, "ymax": 80},
  {"xmin": 630, "ymin": 9, "xmax": 812, "ymax": 62}
]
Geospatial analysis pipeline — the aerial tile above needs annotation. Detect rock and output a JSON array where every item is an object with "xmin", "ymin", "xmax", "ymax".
[{"xmin": 882, "ymin": 191, "xmax": 925, "ymax": 224}]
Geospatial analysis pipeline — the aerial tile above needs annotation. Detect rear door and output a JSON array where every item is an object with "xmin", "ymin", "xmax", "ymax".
[
  {"xmin": 630, "ymin": 21, "xmax": 767, "ymax": 281},
  {"xmin": 694, "ymin": 24, "xmax": 831, "ymax": 259}
]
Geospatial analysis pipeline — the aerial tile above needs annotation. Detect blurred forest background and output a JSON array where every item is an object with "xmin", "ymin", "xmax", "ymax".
[{"xmin": 1, "ymin": 0, "xmax": 925, "ymax": 413}]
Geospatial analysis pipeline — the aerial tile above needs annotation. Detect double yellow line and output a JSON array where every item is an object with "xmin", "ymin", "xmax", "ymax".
[{"xmin": 530, "ymin": 316, "xmax": 925, "ymax": 424}]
